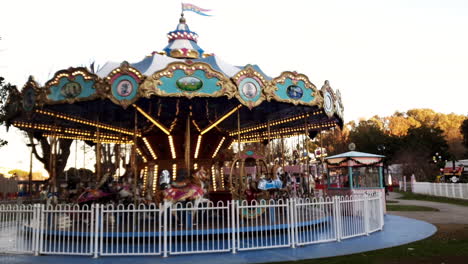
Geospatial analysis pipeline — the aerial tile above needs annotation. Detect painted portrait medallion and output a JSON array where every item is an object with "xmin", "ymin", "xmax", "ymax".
[
  {"xmin": 60, "ymin": 81, "xmax": 82, "ymax": 99},
  {"xmin": 23, "ymin": 88, "xmax": 35, "ymax": 111},
  {"xmin": 241, "ymin": 82, "xmax": 259, "ymax": 99},
  {"xmin": 116, "ymin": 79, "xmax": 134, "ymax": 97},
  {"xmin": 286, "ymin": 85, "xmax": 303, "ymax": 99}
]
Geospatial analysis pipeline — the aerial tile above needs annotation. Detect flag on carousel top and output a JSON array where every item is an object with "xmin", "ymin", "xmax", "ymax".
[{"xmin": 182, "ymin": 3, "xmax": 212, "ymax": 16}]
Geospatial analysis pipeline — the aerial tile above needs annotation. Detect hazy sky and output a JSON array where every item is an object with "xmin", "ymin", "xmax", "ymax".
[{"xmin": 1, "ymin": 0, "xmax": 468, "ymax": 174}]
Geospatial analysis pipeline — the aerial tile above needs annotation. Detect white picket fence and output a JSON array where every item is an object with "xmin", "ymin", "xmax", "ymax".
[
  {"xmin": 411, "ymin": 182, "xmax": 468, "ymax": 200},
  {"xmin": 0, "ymin": 193, "xmax": 384, "ymax": 258}
]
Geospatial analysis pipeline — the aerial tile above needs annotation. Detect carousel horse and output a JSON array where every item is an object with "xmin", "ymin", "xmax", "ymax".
[
  {"xmin": 76, "ymin": 172, "xmax": 134, "ymax": 206},
  {"xmin": 257, "ymin": 166, "xmax": 284, "ymax": 191},
  {"xmin": 158, "ymin": 168, "xmax": 210, "ymax": 225}
]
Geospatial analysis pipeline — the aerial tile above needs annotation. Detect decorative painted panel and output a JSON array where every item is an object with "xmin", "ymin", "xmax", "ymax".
[
  {"xmin": 44, "ymin": 68, "xmax": 100, "ymax": 104},
  {"xmin": 105, "ymin": 62, "xmax": 144, "ymax": 108},
  {"xmin": 140, "ymin": 62, "xmax": 236, "ymax": 99},
  {"xmin": 271, "ymin": 71, "xmax": 321, "ymax": 106},
  {"xmin": 232, "ymin": 66, "xmax": 269, "ymax": 109}
]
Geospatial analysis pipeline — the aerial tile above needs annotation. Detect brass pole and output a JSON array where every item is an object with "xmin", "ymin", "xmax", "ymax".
[
  {"xmin": 185, "ymin": 114, "xmax": 191, "ymax": 178},
  {"xmin": 281, "ymin": 136, "xmax": 285, "ymax": 168},
  {"xmin": 304, "ymin": 116, "xmax": 309, "ymax": 175},
  {"xmin": 96, "ymin": 127, "xmax": 101, "ymax": 181},
  {"xmin": 132, "ymin": 109, "xmax": 138, "ymax": 204},
  {"xmin": 237, "ymin": 108, "xmax": 241, "ymax": 155},
  {"xmin": 74, "ymin": 140, "xmax": 77, "ymax": 168},
  {"xmin": 267, "ymin": 120, "xmax": 271, "ymax": 178},
  {"xmin": 83, "ymin": 141, "xmax": 86, "ymax": 168}
]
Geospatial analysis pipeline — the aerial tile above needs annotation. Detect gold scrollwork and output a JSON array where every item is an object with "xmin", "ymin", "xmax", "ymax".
[
  {"xmin": 321, "ymin": 80, "xmax": 336, "ymax": 118},
  {"xmin": 104, "ymin": 62, "xmax": 145, "ymax": 109},
  {"xmin": 41, "ymin": 67, "xmax": 102, "ymax": 105},
  {"xmin": 232, "ymin": 65, "xmax": 269, "ymax": 109},
  {"xmin": 20, "ymin": 76, "xmax": 41, "ymax": 111},
  {"xmin": 140, "ymin": 62, "xmax": 233, "ymax": 99},
  {"xmin": 270, "ymin": 71, "xmax": 322, "ymax": 107}
]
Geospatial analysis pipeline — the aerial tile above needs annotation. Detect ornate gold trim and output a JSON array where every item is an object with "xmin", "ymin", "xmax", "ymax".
[
  {"xmin": 335, "ymin": 89, "xmax": 344, "ymax": 120},
  {"xmin": 41, "ymin": 67, "xmax": 103, "ymax": 105},
  {"xmin": 20, "ymin": 76, "xmax": 41, "ymax": 111},
  {"xmin": 321, "ymin": 80, "xmax": 336, "ymax": 118},
  {"xmin": 104, "ymin": 62, "xmax": 145, "ymax": 109},
  {"xmin": 270, "ymin": 71, "xmax": 323, "ymax": 107},
  {"xmin": 232, "ymin": 66, "xmax": 268, "ymax": 109},
  {"xmin": 140, "ymin": 61, "xmax": 236, "ymax": 99},
  {"xmin": 169, "ymin": 49, "xmax": 199, "ymax": 59}
]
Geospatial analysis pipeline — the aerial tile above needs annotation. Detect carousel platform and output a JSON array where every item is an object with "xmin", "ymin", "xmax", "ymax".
[{"xmin": 1, "ymin": 215, "xmax": 436, "ymax": 264}]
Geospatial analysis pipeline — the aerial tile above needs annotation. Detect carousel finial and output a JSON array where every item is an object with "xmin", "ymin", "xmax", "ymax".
[{"xmin": 180, "ymin": 12, "xmax": 186, "ymax": 23}]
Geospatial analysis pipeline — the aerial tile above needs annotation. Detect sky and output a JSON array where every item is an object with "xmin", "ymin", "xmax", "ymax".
[{"xmin": 1, "ymin": 0, "xmax": 468, "ymax": 175}]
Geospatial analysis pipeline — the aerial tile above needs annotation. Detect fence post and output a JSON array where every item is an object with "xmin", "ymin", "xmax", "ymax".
[
  {"xmin": 364, "ymin": 194, "xmax": 369, "ymax": 236},
  {"xmin": 289, "ymin": 198, "xmax": 296, "ymax": 248},
  {"xmin": 93, "ymin": 204, "xmax": 99, "ymax": 258},
  {"xmin": 379, "ymin": 192, "xmax": 384, "ymax": 230},
  {"xmin": 163, "ymin": 201, "xmax": 168, "ymax": 258},
  {"xmin": 460, "ymin": 184, "xmax": 464, "ymax": 199},
  {"xmin": 33, "ymin": 204, "xmax": 40, "ymax": 256},
  {"xmin": 38, "ymin": 204, "xmax": 45, "ymax": 255},
  {"xmin": 333, "ymin": 196, "xmax": 341, "ymax": 242},
  {"xmin": 403, "ymin": 176, "xmax": 407, "ymax": 192},
  {"xmin": 231, "ymin": 200, "xmax": 237, "ymax": 254}
]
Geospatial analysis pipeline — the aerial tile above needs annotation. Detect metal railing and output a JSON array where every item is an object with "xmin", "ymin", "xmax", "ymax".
[{"xmin": 0, "ymin": 193, "xmax": 384, "ymax": 258}]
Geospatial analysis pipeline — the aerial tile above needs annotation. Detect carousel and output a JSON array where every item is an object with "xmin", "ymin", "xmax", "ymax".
[
  {"xmin": 4, "ymin": 13, "xmax": 344, "ymax": 207},
  {"xmin": 0, "ymin": 11, "xmax": 393, "ymax": 260}
]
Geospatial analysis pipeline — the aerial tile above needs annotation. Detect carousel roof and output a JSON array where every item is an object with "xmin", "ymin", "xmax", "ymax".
[{"xmin": 6, "ymin": 14, "xmax": 345, "ymax": 162}]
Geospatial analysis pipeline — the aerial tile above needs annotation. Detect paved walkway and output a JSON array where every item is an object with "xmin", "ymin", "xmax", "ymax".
[
  {"xmin": 387, "ymin": 192, "xmax": 468, "ymax": 224},
  {"xmin": 0, "ymin": 215, "xmax": 436, "ymax": 264}
]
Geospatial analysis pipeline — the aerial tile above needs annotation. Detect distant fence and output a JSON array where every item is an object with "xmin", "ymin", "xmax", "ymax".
[
  {"xmin": 0, "ymin": 193, "xmax": 384, "ymax": 258},
  {"xmin": 411, "ymin": 182, "xmax": 468, "ymax": 200}
]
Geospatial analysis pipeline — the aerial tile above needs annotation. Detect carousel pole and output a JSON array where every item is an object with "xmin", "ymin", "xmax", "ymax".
[
  {"xmin": 83, "ymin": 141, "xmax": 86, "ymax": 169},
  {"xmin": 74, "ymin": 140, "xmax": 77, "ymax": 169},
  {"xmin": 237, "ymin": 107, "xmax": 241, "ymax": 155},
  {"xmin": 96, "ymin": 127, "xmax": 102, "ymax": 181},
  {"xmin": 281, "ymin": 136, "xmax": 285, "ymax": 168},
  {"xmin": 185, "ymin": 112, "xmax": 191, "ymax": 178},
  {"xmin": 267, "ymin": 120, "xmax": 271, "ymax": 165},
  {"xmin": 304, "ymin": 116, "xmax": 309, "ymax": 175},
  {"xmin": 49, "ymin": 135, "xmax": 57, "ymax": 199},
  {"xmin": 116, "ymin": 134, "xmax": 121, "ymax": 179},
  {"xmin": 132, "ymin": 109, "xmax": 138, "ymax": 204}
]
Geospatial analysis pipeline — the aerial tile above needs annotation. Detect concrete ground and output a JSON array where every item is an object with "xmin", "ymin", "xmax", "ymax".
[
  {"xmin": 0, "ymin": 215, "xmax": 436, "ymax": 264},
  {"xmin": 386, "ymin": 192, "xmax": 468, "ymax": 224}
]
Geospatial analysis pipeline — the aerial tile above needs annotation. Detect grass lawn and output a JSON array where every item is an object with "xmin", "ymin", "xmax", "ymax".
[
  {"xmin": 264, "ymin": 224, "xmax": 468, "ymax": 264},
  {"xmin": 386, "ymin": 200, "xmax": 399, "ymax": 203},
  {"xmin": 395, "ymin": 190, "xmax": 468, "ymax": 207},
  {"xmin": 386, "ymin": 204, "xmax": 439, "ymax": 211}
]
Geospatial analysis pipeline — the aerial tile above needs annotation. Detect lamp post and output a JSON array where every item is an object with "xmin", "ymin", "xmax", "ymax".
[{"xmin": 377, "ymin": 145, "xmax": 386, "ymax": 188}]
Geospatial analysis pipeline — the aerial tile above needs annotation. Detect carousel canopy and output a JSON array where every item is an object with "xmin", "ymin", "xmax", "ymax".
[{"xmin": 6, "ymin": 14, "xmax": 345, "ymax": 164}]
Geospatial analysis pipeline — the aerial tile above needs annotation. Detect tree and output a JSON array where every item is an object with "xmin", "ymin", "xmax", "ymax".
[
  {"xmin": 393, "ymin": 125, "xmax": 449, "ymax": 181},
  {"xmin": 385, "ymin": 112, "xmax": 420, "ymax": 137},
  {"xmin": 0, "ymin": 77, "xmax": 20, "ymax": 148},
  {"xmin": 462, "ymin": 118, "xmax": 468, "ymax": 156},
  {"xmin": 348, "ymin": 118, "xmax": 390, "ymax": 155},
  {"xmin": 28, "ymin": 133, "xmax": 73, "ymax": 188}
]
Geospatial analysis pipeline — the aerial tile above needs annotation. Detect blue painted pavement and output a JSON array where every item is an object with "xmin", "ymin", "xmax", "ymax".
[{"xmin": 0, "ymin": 215, "xmax": 437, "ymax": 264}]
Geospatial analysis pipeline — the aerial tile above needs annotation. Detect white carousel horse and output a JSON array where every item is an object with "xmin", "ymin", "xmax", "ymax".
[
  {"xmin": 257, "ymin": 166, "xmax": 284, "ymax": 191},
  {"xmin": 159, "ymin": 168, "xmax": 210, "ymax": 225}
]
